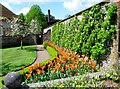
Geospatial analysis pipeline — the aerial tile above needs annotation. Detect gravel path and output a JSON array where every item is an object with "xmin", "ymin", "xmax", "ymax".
[{"xmin": 32, "ymin": 45, "xmax": 50, "ymax": 66}]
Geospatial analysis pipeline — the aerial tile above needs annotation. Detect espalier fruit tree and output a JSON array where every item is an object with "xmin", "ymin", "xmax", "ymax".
[{"xmin": 51, "ymin": 4, "xmax": 117, "ymax": 62}]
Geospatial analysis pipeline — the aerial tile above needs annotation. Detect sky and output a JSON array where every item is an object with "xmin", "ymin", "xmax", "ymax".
[{"xmin": 0, "ymin": 0, "xmax": 105, "ymax": 20}]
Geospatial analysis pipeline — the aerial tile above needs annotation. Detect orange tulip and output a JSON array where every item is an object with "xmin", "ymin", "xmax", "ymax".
[
  {"xmin": 33, "ymin": 63, "xmax": 39, "ymax": 69},
  {"xmin": 62, "ymin": 60, "xmax": 66, "ymax": 64},
  {"xmin": 65, "ymin": 65, "xmax": 69, "ymax": 69},
  {"xmin": 91, "ymin": 62, "xmax": 96, "ymax": 68},
  {"xmin": 26, "ymin": 73, "xmax": 31, "ymax": 79},
  {"xmin": 36, "ymin": 69, "xmax": 41, "ymax": 74},
  {"xmin": 69, "ymin": 64, "xmax": 73, "ymax": 67},
  {"xmin": 74, "ymin": 64, "xmax": 78, "ymax": 69},
  {"xmin": 48, "ymin": 60, "xmax": 52, "ymax": 64},
  {"xmin": 48, "ymin": 64, "xmax": 51, "ymax": 70},
  {"xmin": 75, "ymin": 54, "xmax": 79, "ymax": 59},
  {"xmin": 70, "ymin": 60, "xmax": 75, "ymax": 64},
  {"xmin": 36, "ymin": 63, "xmax": 40, "ymax": 67},
  {"xmin": 85, "ymin": 56, "xmax": 89, "ymax": 62},
  {"xmin": 81, "ymin": 54, "xmax": 85, "ymax": 58},
  {"xmin": 56, "ymin": 64, "xmax": 60, "ymax": 69},
  {"xmin": 71, "ymin": 65, "xmax": 75, "ymax": 69},
  {"xmin": 28, "ymin": 66, "xmax": 33, "ymax": 73},
  {"xmin": 71, "ymin": 58, "xmax": 74, "ymax": 61},
  {"xmin": 33, "ymin": 65, "xmax": 37, "ymax": 69},
  {"xmin": 41, "ymin": 65, "xmax": 46, "ymax": 70},
  {"xmin": 81, "ymin": 58, "xmax": 85, "ymax": 62},
  {"xmin": 75, "ymin": 61, "xmax": 79, "ymax": 65},
  {"xmin": 53, "ymin": 67, "xmax": 57, "ymax": 72},
  {"xmin": 39, "ymin": 63, "xmax": 41, "ymax": 67},
  {"xmin": 41, "ymin": 70, "xmax": 45, "ymax": 74},
  {"xmin": 60, "ymin": 68, "xmax": 64, "ymax": 72},
  {"xmin": 81, "ymin": 61, "xmax": 86, "ymax": 67},
  {"xmin": 53, "ymin": 60, "xmax": 56, "ymax": 65}
]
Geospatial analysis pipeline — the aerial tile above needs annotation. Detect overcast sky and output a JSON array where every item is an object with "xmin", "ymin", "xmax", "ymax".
[{"xmin": 0, "ymin": 0, "xmax": 104, "ymax": 20}]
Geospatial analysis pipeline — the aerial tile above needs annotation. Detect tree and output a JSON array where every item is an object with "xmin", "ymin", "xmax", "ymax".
[
  {"xmin": 28, "ymin": 19, "xmax": 42, "ymax": 34},
  {"xmin": 18, "ymin": 13, "xmax": 25, "ymax": 22},
  {"xmin": 6, "ymin": 18, "xmax": 28, "ymax": 49},
  {"xmin": 25, "ymin": 5, "xmax": 47, "ymax": 29},
  {"xmin": 6, "ymin": 18, "xmax": 42, "ymax": 49}
]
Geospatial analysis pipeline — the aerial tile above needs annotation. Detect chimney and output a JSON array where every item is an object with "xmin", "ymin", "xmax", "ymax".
[{"xmin": 48, "ymin": 9, "xmax": 50, "ymax": 25}]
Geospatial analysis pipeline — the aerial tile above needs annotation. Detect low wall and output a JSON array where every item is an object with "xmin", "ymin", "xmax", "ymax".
[
  {"xmin": 26, "ymin": 71, "xmax": 106, "ymax": 87},
  {"xmin": 1, "ymin": 36, "xmax": 36, "ymax": 48}
]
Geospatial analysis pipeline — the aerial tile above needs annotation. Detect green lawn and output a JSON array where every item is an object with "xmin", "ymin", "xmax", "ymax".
[
  {"xmin": 0, "ymin": 44, "xmax": 58, "ymax": 88},
  {"xmin": 0, "ymin": 45, "xmax": 36, "ymax": 76}
]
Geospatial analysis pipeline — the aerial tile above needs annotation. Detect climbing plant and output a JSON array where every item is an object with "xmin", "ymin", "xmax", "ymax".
[{"xmin": 50, "ymin": 3, "xmax": 117, "ymax": 61}]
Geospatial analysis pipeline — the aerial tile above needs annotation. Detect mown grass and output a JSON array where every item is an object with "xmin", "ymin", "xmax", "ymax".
[
  {"xmin": 1, "ymin": 45, "xmax": 36, "ymax": 76},
  {"xmin": 0, "ymin": 44, "xmax": 58, "ymax": 88},
  {"xmin": 0, "ymin": 77, "xmax": 4, "ymax": 88}
]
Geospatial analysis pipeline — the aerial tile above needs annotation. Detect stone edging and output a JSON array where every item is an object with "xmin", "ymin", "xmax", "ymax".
[{"xmin": 25, "ymin": 71, "xmax": 107, "ymax": 87}]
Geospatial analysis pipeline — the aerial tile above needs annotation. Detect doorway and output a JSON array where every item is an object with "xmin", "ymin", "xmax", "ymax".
[{"xmin": 36, "ymin": 34, "xmax": 43, "ymax": 45}]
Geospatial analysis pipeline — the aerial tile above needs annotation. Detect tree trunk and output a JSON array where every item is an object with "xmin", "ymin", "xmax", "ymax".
[{"xmin": 21, "ymin": 37, "xmax": 23, "ymax": 49}]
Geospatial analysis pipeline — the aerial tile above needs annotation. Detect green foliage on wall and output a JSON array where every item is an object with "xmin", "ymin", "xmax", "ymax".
[{"xmin": 51, "ymin": 3, "xmax": 117, "ymax": 61}]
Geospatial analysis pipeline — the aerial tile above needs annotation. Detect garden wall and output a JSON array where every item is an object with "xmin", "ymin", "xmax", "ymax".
[
  {"xmin": 108, "ymin": 0, "xmax": 120, "ymax": 70},
  {"xmin": 1, "ymin": 35, "xmax": 36, "ymax": 48},
  {"xmin": 43, "ymin": 29, "xmax": 51, "ymax": 41},
  {"xmin": 42, "ymin": 0, "xmax": 120, "ymax": 71}
]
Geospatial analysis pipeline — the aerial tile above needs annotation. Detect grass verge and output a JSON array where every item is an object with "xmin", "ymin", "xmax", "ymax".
[
  {"xmin": 1, "ymin": 45, "xmax": 36, "ymax": 76},
  {"xmin": 0, "ymin": 44, "xmax": 58, "ymax": 88}
]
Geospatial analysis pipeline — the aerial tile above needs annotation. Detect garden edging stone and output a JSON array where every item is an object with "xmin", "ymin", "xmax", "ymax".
[{"xmin": 25, "ymin": 71, "xmax": 106, "ymax": 87}]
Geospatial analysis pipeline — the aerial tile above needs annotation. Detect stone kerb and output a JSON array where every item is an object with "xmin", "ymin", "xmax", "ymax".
[{"xmin": 26, "ymin": 71, "xmax": 106, "ymax": 87}]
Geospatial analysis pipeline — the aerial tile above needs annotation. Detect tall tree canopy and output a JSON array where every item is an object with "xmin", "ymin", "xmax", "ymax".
[
  {"xmin": 25, "ymin": 5, "xmax": 47, "ymax": 29},
  {"xmin": 18, "ymin": 13, "xmax": 25, "ymax": 22},
  {"xmin": 6, "ymin": 18, "xmax": 28, "ymax": 49}
]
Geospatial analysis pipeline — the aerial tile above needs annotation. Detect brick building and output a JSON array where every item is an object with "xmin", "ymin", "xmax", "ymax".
[
  {"xmin": 0, "ymin": 3, "xmax": 18, "ymax": 36},
  {"xmin": 0, "ymin": 3, "xmax": 17, "ymax": 19}
]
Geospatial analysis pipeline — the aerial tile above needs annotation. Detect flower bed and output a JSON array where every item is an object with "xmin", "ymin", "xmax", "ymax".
[
  {"xmin": 22, "ymin": 41, "xmax": 98, "ymax": 84},
  {"xmin": 0, "ymin": 44, "xmax": 58, "ymax": 88}
]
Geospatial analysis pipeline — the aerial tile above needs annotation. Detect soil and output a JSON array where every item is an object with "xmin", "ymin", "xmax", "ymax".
[{"xmin": 100, "ymin": 79, "xmax": 119, "ymax": 87}]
